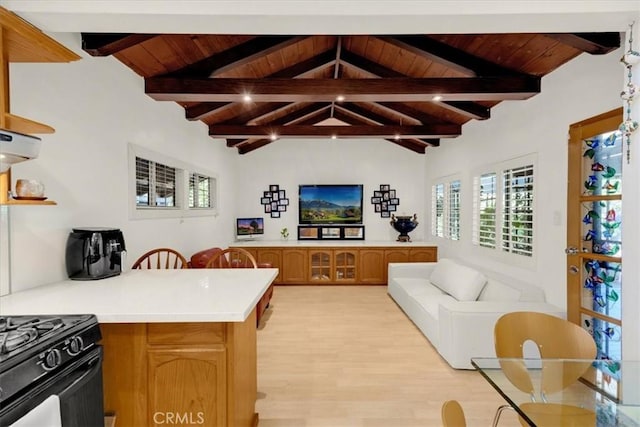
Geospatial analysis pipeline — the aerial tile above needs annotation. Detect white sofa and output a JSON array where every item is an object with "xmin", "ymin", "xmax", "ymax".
[{"xmin": 387, "ymin": 258, "xmax": 565, "ymax": 369}]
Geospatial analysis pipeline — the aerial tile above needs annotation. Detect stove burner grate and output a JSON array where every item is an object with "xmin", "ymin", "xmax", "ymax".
[{"xmin": 0, "ymin": 317, "xmax": 65, "ymax": 355}]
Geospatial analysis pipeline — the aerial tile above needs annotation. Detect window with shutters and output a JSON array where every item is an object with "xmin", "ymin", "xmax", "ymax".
[
  {"xmin": 502, "ymin": 164, "xmax": 534, "ymax": 256},
  {"xmin": 431, "ymin": 176, "xmax": 461, "ymax": 240},
  {"xmin": 189, "ymin": 173, "xmax": 214, "ymax": 209},
  {"xmin": 472, "ymin": 154, "xmax": 536, "ymax": 261},
  {"xmin": 129, "ymin": 144, "xmax": 217, "ymax": 219},
  {"xmin": 473, "ymin": 173, "xmax": 497, "ymax": 249},
  {"xmin": 136, "ymin": 157, "xmax": 178, "ymax": 208},
  {"xmin": 448, "ymin": 180, "xmax": 461, "ymax": 240},
  {"xmin": 432, "ymin": 183, "xmax": 445, "ymax": 237}
]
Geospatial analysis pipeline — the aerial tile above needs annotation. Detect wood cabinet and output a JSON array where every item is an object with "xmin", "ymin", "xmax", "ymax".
[
  {"xmin": 280, "ymin": 249, "xmax": 307, "ymax": 283},
  {"xmin": 309, "ymin": 248, "xmax": 358, "ymax": 284},
  {"xmin": 147, "ymin": 349, "xmax": 226, "ymax": 427},
  {"xmin": 256, "ymin": 248, "xmax": 282, "ymax": 282},
  {"xmin": 359, "ymin": 249, "xmax": 386, "ymax": 284},
  {"xmin": 233, "ymin": 244, "xmax": 437, "ymax": 285},
  {"xmin": 0, "ymin": 7, "xmax": 80, "ymax": 205},
  {"xmin": 408, "ymin": 247, "xmax": 437, "ymax": 262},
  {"xmin": 101, "ymin": 310, "xmax": 258, "ymax": 427}
]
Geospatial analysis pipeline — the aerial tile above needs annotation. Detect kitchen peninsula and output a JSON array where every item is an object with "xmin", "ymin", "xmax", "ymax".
[{"xmin": 0, "ymin": 268, "xmax": 278, "ymax": 427}]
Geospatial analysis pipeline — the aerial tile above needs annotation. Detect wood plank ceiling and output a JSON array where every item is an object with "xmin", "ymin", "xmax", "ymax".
[{"xmin": 81, "ymin": 33, "xmax": 620, "ymax": 154}]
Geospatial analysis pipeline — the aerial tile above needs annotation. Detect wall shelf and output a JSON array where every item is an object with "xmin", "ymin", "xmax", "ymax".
[
  {"xmin": 3, "ymin": 113, "xmax": 55, "ymax": 134},
  {"xmin": 2, "ymin": 198, "xmax": 57, "ymax": 206},
  {"xmin": 0, "ymin": 7, "xmax": 80, "ymax": 206}
]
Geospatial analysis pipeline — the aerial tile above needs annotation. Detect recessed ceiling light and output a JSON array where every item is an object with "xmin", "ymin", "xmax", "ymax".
[
  {"xmin": 270, "ymin": 133, "xmax": 278, "ymax": 141},
  {"xmin": 335, "ymin": 95, "xmax": 345, "ymax": 102},
  {"xmin": 243, "ymin": 94, "xmax": 252, "ymax": 103},
  {"xmin": 331, "ymin": 135, "xmax": 337, "ymax": 140},
  {"xmin": 432, "ymin": 95, "xmax": 443, "ymax": 101},
  {"xmin": 394, "ymin": 134, "xmax": 401, "ymax": 140}
]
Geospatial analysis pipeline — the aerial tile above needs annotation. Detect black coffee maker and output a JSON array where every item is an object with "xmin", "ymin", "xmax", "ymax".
[{"xmin": 66, "ymin": 228, "xmax": 126, "ymax": 280}]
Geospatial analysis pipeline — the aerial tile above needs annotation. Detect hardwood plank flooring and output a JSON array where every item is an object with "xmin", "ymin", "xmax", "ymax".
[{"xmin": 256, "ymin": 286, "xmax": 521, "ymax": 426}]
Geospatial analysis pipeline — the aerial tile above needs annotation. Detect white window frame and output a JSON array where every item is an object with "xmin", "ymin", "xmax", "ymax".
[
  {"xmin": 448, "ymin": 179, "xmax": 461, "ymax": 241},
  {"xmin": 431, "ymin": 174, "xmax": 461, "ymax": 241},
  {"xmin": 432, "ymin": 183, "xmax": 445, "ymax": 238},
  {"xmin": 189, "ymin": 172, "xmax": 214, "ymax": 209},
  {"xmin": 128, "ymin": 144, "xmax": 219, "ymax": 220},
  {"xmin": 472, "ymin": 154, "xmax": 537, "ymax": 265}
]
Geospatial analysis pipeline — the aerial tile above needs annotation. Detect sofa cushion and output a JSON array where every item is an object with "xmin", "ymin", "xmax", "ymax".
[
  {"xmin": 477, "ymin": 279, "xmax": 521, "ymax": 302},
  {"xmin": 393, "ymin": 278, "xmax": 447, "ymax": 297},
  {"xmin": 428, "ymin": 258, "xmax": 487, "ymax": 301}
]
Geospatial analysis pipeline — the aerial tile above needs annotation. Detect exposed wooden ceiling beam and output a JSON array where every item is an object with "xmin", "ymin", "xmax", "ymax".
[
  {"xmin": 185, "ymin": 49, "xmax": 336, "ymax": 121},
  {"xmin": 378, "ymin": 35, "xmax": 519, "ymax": 76},
  {"xmin": 375, "ymin": 101, "xmax": 446, "ymax": 125},
  {"xmin": 216, "ymin": 102, "xmax": 292, "ymax": 125},
  {"xmin": 169, "ymin": 35, "xmax": 308, "ymax": 78},
  {"xmin": 433, "ymin": 100, "xmax": 490, "ymax": 120},
  {"xmin": 332, "ymin": 50, "xmax": 490, "ymax": 120},
  {"xmin": 333, "ymin": 109, "xmax": 431, "ymax": 153},
  {"xmin": 226, "ymin": 102, "xmax": 332, "ymax": 146},
  {"xmin": 211, "ymin": 123, "xmax": 460, "ymax": 138},
  {"xmin": 81, "ymin": 33, "xmax": 159, "ymax": 56},
  {"xmin": 544, "ymin": 32, "xmax": 620, "ymax": 55},
  {"xmin": 147, "ymin": 76, "xmax": 540, "ymax": 102},
  {"xmin": 270, "ymin": 49, "xmax": 337, "ymax": 78},
  {"xmin": 185, "ymin": 102, "xmax": 234, "ymax": 121},
  {"xmin": 336, "ymin": 103, "xmax": 440, "ymax": 147},
  {"xmin": 237, "ymin": 108, "xmax": 333, "ymax": 154}
]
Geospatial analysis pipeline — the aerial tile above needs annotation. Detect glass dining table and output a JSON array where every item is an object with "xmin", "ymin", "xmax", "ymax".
[{"xmin": 471, "ymin": 358, "xmax": 640, "ymax": 427}]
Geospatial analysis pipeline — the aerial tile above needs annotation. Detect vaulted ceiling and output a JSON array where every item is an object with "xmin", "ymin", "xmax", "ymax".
[{"xmin": 81, "ymin": 32, "xmax": 620, "ymax": 154}]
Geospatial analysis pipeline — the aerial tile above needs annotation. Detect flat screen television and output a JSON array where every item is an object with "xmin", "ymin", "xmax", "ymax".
[
  {"xmin": 236, "ymin": 217, "xmax": 264, "ymax": 240},
  {"xmin": 299, "ymin": 184, "xmax": 363, "ymax": 224}
]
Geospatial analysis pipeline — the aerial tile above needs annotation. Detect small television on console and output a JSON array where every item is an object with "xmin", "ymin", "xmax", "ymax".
[
  {"xmin": 299, "ymin": 184, "xmax": 363, "ymax": 224},
  {"xmin": 236, "ymin": 217, "xmax": 265, "ymax": 240}
]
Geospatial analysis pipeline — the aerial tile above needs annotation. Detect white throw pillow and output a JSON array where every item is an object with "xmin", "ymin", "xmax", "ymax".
[{"xmin": 429, "ymin": 258, "xmax": 487, "ymax": 301}]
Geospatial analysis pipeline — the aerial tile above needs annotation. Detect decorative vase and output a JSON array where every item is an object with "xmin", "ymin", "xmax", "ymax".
[{"xmin": 390, "ymin": 214, "xmax": 418, "ymax": 242}]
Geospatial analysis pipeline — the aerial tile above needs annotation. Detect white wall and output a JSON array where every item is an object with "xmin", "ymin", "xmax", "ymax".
[
  {"xmin": 233, "ymin": 137, "xmax": 427, "ymax": 242},
  {"xmin": 3, "ymin": 32, "xmax": 237, "ymax": 293},
  {"xmin": 424, "ymin": 49, "xmax": 623, "ymax": 310}
]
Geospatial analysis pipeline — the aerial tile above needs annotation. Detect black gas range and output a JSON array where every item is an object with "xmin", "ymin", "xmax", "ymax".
[{"xmin": 0, "ymin": 314, "xmax": 104, "ymax": 426}]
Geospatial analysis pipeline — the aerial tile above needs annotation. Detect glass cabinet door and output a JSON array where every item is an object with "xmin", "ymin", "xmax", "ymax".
[
  {"xmin": 310, "ymin": 251, "xmax": 331, "ymax": 281},
  {"xmin": 335, "ymin": 251, "xmax": 357, "ymax": 281}
]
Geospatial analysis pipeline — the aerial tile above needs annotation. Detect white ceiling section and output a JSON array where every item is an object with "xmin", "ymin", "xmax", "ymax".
[{"xmin": 1, "ymin": 0, "xmax": 638, "ymax": 34}]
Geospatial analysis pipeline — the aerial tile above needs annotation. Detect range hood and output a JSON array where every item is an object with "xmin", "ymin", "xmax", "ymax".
[{"xmin": 0, "ymin": 129, "xmax": 41, "ymax": 172}]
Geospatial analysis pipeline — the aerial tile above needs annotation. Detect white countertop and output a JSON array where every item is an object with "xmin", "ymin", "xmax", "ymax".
[
  {"xmin": 0, "ymin": 268, "xmax": 278, "ymax": 323},
  {"xmin": 232, "ymin": 239, "xmax": 437, "ymax": 247}
]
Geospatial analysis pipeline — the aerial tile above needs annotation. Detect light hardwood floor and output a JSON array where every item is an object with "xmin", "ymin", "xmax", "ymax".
[{"xmin": 256, "ymin": 285, "xmax": 521, "ymax": 427}]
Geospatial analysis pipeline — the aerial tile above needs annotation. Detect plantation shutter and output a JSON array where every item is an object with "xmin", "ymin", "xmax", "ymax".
[
  {"xmin": 448, "ymin": 180, "xmax": 461, "ymax": 240},
  {"xmin": 502, "ymin": 164, "xmax": 534, "ymax": 256},
  {"xmin": 189, "ymin": 173, "xmax": 213, "ymax": 208},
  {"xmin": 473, "ymin": 173, "xmax": 497, "ymax": 248}
]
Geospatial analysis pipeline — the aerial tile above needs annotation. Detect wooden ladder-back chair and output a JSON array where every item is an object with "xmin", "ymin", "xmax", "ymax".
[
  {"xmin": 204, "ymin": 247, "xmax": 257, "ymax": 269},
  {"xmin": 132, "ymin": 248, "xmax": 189, "ymax": 270},
  {"xmin": 492, "ymin": 311, "xmax": 597, "ymax": 427},
  {"xmin": 441, "ymin": 400, "xmax": 467, "ymax": 427}
]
